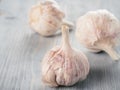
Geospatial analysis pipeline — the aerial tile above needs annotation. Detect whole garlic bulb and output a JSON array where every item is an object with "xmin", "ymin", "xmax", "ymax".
[
  {"xmin": 42, "ymin": 25, "xmax": 89, "ymax": 87},
  {"xmin": 29, "ymin": 0, "xmax": 73, "ymax": 36},
  {"xmin": 76, "ymin": 9, "xmax": 120, "ymax": 60}
]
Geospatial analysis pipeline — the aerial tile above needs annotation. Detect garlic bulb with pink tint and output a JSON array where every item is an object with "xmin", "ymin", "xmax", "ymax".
[
  {"xmin": 41, "ymin": 25, "xmax": 89, "ymax": 87},
  {"xmin": 29, "ymin": 0, "xmax": 73, "ymax": 36},
  {"xmin": 76, "ymin": 9, "xmax": 120, "ymax": 60}
]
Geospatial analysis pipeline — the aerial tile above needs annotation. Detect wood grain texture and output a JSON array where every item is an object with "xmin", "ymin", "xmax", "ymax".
[{"xmin": 0, "ymin": 0, "xmax": 120, "ymax": 90}]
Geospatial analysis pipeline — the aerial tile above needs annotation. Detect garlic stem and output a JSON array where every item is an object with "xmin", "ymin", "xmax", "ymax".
[
  {"xmin": 61, "ymin": 25, "xmax": 71, "ymax": 50},
  {"xmin": 104, "ymin": 47, "xmax": 120, "ymax": 60},
  {"xmin": 62, "ymin": 20, "xmax": 74, "ymax": 30}
]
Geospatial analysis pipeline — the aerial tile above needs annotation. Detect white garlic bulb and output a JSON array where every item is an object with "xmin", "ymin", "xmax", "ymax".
[
  {"xmin": 41, "ymin": 25, "xmax": 89, "ymax": 87},
  {"xmin": 76, "ymin": 9, "xmax": 120, "ymax": 60},
  {"xmin": 29, "ymin": 0, "xmax": 73, "ymax": 36}
]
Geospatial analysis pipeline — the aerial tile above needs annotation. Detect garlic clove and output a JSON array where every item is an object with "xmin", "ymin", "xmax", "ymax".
[
  {"xmin": 76, "ymin": 9, "xmax": 120, "ymax": 60},
  {"xmin": 29, "ymin": 0, "xmax": 73, "ymax": 36},
  {"xmin": 42, "ymin": 25, "xmax": 89, "ymax": 87}
]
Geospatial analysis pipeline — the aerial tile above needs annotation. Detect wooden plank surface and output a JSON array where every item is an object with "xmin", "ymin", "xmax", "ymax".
[{"xmin": 0, "ymin": 0, "xmax": 120, "ymax": 90}]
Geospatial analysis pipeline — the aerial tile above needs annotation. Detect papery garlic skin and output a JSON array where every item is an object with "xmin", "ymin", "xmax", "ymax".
[
  {"xmin": 42, "ymin": 46, "xmax": 89, "ymax": 87},
  {"xmin": 42, "ymin": 25, "xmax": 89, "ymax": 87},
  {"xmin": 29, "ymin": 0, "xmax": 65, "ymax": 36},
  {"xmin": 76, "ymin": 9, "xmax": 120, "ymax": 60}
]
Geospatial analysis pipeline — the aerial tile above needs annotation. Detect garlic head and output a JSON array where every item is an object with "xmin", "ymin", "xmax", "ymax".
[
  {"xmin": 42, "ymin": 25, "xmax": 89, "ymax": 87},
  {"xmin": 29, "ymin": 0, "xmax": 73, "ymax": 36},
  {"xmin": 76, "ymin": 9, "xmax": 120, "ymax": 60}
]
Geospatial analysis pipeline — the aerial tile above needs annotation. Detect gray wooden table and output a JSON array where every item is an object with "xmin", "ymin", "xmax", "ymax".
[{"xmin": 0, "ymin": 0, "xmax": 120, "ymax": 90}]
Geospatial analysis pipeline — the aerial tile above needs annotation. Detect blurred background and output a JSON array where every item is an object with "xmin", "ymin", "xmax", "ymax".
[{"xmin": 0, "ymin": 0, "xmax": 120, "ymax": 90}]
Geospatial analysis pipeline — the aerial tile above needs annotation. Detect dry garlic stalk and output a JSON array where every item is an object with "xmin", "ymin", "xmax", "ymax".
[
  {"xmin": 76, "ymin": 9, "xmax": 120, "ymax": 60},
  {"xmin": 41, "ymin": 25, "xmax": 89, "ymax": 87},
  {"xmin": 29, "ymin": 0, "xmax": 73, "ymax": 36}
]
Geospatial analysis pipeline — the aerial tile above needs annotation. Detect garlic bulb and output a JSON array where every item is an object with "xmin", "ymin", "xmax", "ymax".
[
  {"xmin": 76, "ymin": 9, "xmax": 120, "ymax": 60},
  {"xmin": 29, "ymin": 0, "xmax": 73, "ymax": 36},
  {"xmin": 41, "ymin": 25, "xmax": 89, "ymax": 87}
]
